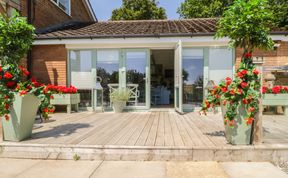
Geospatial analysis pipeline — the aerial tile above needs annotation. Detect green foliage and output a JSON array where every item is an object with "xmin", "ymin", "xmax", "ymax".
[
  {"xmin": 111, "ymin": 0, "xmax": 167, "ymax": 20},
  {"xmin": 215, "ymin": 0, "xmax": 274, "ymax": 51},
  {"xmin": 110, "ymin": 88, "xmax": 132, "ymax": 102},
  {"xmin": 0, "ymin": 12, "xmax": 35, "ymax": 65},
  {"xmin": 268, "ymin": 0, "xmax": 288, "ymax": 30},
  {"xmin": 178, "ymin": 0, "xmax": 233, "ymax": 18},
  {"xmin": 73, "ymin": 154, "xmax": 81, "ymax": 161}
]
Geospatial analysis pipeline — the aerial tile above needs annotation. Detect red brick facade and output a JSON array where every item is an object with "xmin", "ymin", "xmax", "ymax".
[
  {"xmin": 21, "ymin": 0, "xmax": 93, "ymax": 29},
  {"xmin": 235, "ymin": 41, "xmax": 288, "ymax": 86},
  {"xmin": 31, "ymin": 45, "xmax": 67, "ymax": 86}
]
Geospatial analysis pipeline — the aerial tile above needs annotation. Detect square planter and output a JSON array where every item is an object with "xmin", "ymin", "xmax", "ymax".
[
  {"xmin": 2, "ymin": 93, "xmax": 41, "ymax": 141},
  {"xmin": 263, "ymin": 94, "xmax": 288, "ymax": 116},
  {"xmin": 50, "ymin": 93, "xmax": 80, "ymax": 114},
  {"xmin": 221, "ymin": 103, "xmax": 253, "ymax": 145}
]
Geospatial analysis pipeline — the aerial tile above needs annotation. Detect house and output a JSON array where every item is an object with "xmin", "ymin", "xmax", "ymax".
[{"xmin": 30, "ymin": 18, "xmax": 288, "ymax": 113}]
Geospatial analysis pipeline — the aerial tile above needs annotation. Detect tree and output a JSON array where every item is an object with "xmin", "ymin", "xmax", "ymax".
[
  {"xmin": 178, "ymin": 0, "xmax": 287, "ymax": 29},
  {"xmin": 177, "ymin": 0, "xmax": 233, "ymax": 18},
  {"xmin": 111, "ymin": 0, "xmax": 167, "ymax": 20}
]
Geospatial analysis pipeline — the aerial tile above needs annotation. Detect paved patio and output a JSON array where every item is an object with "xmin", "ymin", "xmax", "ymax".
[{"xmin": 0, "ymin": 111, "xmax": 288, "ymax": 161}]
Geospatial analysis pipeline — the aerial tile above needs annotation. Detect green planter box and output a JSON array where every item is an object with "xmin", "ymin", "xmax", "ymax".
[
  {"xmin": 50, "ymin": 94, "xmax": 80, "ymax": 114},
  {"xmin": 221, "ymin": 103, "xmax": 253, "ymax": 145},
  {"xmin": 2, "ymin": 93, "xmax": 40, "ymax": 142},
  {"xmin": 263, "ymin": 94, "xmax": 288, "ymax": 116}
]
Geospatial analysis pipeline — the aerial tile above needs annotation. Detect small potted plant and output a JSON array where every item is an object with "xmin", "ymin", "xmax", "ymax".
[{"xmin": 110, "ymin": 88, "xmax": 131, "ymax": 113}]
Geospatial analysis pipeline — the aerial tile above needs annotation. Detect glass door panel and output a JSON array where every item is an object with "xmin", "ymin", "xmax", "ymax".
[
  {"xmin": 70, "ymin": 50, "xmax": 93, "ymax": 107},
  {"xmin": 96, "ymin": 50, "xmax": 120, "ymax": 109},
  {"xmin": 182, "ymin": 49, "xmax": 204, "ymax": 111},
  {"xmin": 125, "ymin": 50, "xmax": 149, "ymax": 108},
  {"xmin": 174, "ymin": 41, "xmax": 183, "ymax": 113}
]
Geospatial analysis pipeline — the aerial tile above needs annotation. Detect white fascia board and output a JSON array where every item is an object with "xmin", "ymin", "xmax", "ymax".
[{"xmin": 34, "ymin": 36, "xmax": 230, "ymax": 48}]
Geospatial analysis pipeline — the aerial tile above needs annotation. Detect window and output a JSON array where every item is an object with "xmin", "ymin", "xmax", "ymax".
[{"xmin": 51, "ymin": 0, "xmax": 70, "ymax": 15}]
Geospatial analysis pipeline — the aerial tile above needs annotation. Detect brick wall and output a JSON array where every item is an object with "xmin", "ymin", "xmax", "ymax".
[
  {"xmin": 235, "ymin": 41, "xmax": 288, "ymax": 86},
  {"xmin": 31, "ymin": 45, "xmax": 67, "ymax": 86},
  {"xmin": 21, "ymin": 0, "xmax": 92, "ymax": 29}
]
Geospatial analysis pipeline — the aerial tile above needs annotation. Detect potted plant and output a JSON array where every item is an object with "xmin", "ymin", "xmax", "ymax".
[
  {"xmin": 262, "ymin": 86, "xmax": 288, "ymax": 116},
  {"xmin": 110, "ymin": 88, "xmax": 131, "ymax": 113},
  {"xmin": 201, "ymin": 0, "xmax": 274, "ymax": 145},
  {"xmin": 0, "ymin": 13, "xmax": 53, "ymax": 141},
  {"xmin": 49, "ymin": 85, "xmax": 80, "ymax": 114}
]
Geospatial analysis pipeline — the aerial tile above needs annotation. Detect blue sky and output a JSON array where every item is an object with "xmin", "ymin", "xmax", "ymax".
[{"xmin": 91, "ymin": 0, "xmax": 185, "ymax": 21}]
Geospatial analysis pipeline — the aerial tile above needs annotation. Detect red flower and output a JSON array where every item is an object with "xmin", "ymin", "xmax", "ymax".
[
  {"xmin": 230, "ymin": 89, "xmax": 235, "ymax": 95},
  {"xmin": 248, "ymin": 107, "xmax": 255, "ymax": 112},
  {"xmin": 5, "ymin": 114, "xmax": 9, "ymax": 121},
  {"xmin": 284, "ymin": 87, "xmax": 288, "ymax": 92},
  {"xmin": 221, "ymin": 87, "xmax": 228, "ymax": 93},
  {"xmin": 50, "ymin": 95, "xmax": 54, "ymax": 99},
  {"xmin": 205, "ymin": 100, "xmax": 210, "ymax": 108},
  {"xmin": 241, "ymin": 70, "xmax": 248, "ymax": 75},
  {"xmin": 49, "ymin": 109, "xmax": 55, "ymax": 113},
  {"xmin": 244, "ymin": 52, "xmax": 252, "ymax": 59},
  {"xmin": 240, "ymin": 82, "xmax": 248, "ymax": 89},
  {"xmin": 42, "ymin": 108, "xmax": 49, "ymax": 113},
  {"xmin": 246, "ymin": 117, "xmax": 254, "ymax": 125},
  {"xmin": 0, "ymin": 66, "xmax": 2, "ymax": 72},
  {"xmin": 262, "ymin": 86, "xmax": 268, "ymax": 94},
  {"xmin": 4, "ymin": 72, "xmax": 13, "ymax": 79},
  {"xmin": 237, "ymin": 88, "xmax": 243, "ymax": 95},
  {"xmin": 19, "ymin": 90, "xmax": 28, "ymax": 96},
  {"xmin": 6, "ymin": 81, "xmax": 16, "ymax": 88},
  {"xmin": 237, "ymin": 72, "xmax": 244, "ymax": 78},
  {"xmin": 242, "ymin": 99, "xmax": 249, "ymax": 104},
  {"xmin": 253, "ymin": 69, "xmax": 259, "ymax": 75},
  {"xmin": 225, "ymin": 77, "xmax": 232, "ymax": 86},
  {"xmin": 272, "ymin": 86, "xmax": 281, "ymax": 94},
  {"xmin": 229, "ymin": 120, "xmax": 236, "ymax": 127},
  {"xmin": 4, "ymin": 103, "xmax": 10, "ymax": 110},
  {"xmin": 4, "ymin": 95, "xmax": 9, "ymax": 99},
  {"xmin": 0, "ymin": 75, "xmax": 2, "ymax": 80}
]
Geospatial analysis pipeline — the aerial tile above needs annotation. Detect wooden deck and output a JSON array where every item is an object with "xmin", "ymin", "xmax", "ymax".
[{"xmin": 0, "ymin": 111, "xmax": 288, "ymax": 161}]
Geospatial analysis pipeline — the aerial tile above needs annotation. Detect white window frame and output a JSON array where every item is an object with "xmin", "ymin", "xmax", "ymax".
[{"xmin": 51, "ymin": 0, "xmax": 71, "ymax": 16}]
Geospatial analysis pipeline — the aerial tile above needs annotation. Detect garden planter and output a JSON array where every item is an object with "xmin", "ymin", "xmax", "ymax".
[
  {"xmin": 50, "ymin": 94, "xmax": 80, "ymax": 113},
  {"xmin": 112, "ymin": 101, "xmax": 126, "ymax": 113},
  {"xmin": 221, "ymin": 103, "xmax": 253, "ymax": 145},
  {"xmin": 263, "ymin": 94, "xmax": 288, "ymax": 116},
  {"xmin": 2, "ymin": 93, "xmax": 41, "ymax": 141}
]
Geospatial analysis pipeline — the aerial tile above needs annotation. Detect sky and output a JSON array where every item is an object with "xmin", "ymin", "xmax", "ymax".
[{"xmin": 90, "ymin": 0, "xmax": 185, "ymax": 21}]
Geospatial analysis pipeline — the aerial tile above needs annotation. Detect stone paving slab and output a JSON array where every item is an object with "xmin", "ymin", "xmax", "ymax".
[
  {"xmin": 0, "ymin": 158, "xmax": 287, "ymax": 178},
  {"xmin": 167, "ymin": 162, "xmax": 229, "ymax": 178},
  {"xmin": 90, "ymin": 161, "xmax": 166, "ymax": 178},
  {"xmin": 16, "ymin": 160, "xmax": 102, "ymax": 178},
  {"xmin": 221, "ymin": 162, "xmax": 288, "ymax": 178}
]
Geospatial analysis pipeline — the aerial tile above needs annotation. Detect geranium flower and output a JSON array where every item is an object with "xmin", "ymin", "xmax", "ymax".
[
  {"xmin": 272, "ymin": 86, "xmax": 281, "ymax": 94},
  {"xmin": 237, "ymin": 88, "xmax": 243, "ymax": 95},
  {"xmin": 253, "ymin": 69, "xmax": 259, "ymax": 75},
  {"xmin": 262, "ymin": 86, "xmax": 267, "ymax": 94},
  {"xmin": 4, "ymin": 95, "xmax": 9, "ymax": 99},
  {"xmin": 246, "ymin": 117, "xmax": 254, "ymax": 125},
  {"xmin": 0, "ymin": 66, "xmax": 2, "ymax": 72},
  {"xmin": 225, "ymin": 77, "xmax": 232, "ymax": 85},
  {"xmin": 242, "ymin": 99, "xmax": 249, "ymax": 104},
  {"xmin": 4, "ymin": 72, "xmax": 13, "ymax": 79},
  {"xmin": 229, "ymin": 120, "xmax": 236, "ymax": 127},
  {"xmin": 42, "ymin": 108, "xmax": 49, "ymax": 113},
  {"xmin": 237, "ymin": 72, "xmax": 244, "ymax": 78},
  {"xmin": 4, "ymin": 103, "xmax": 10, "ymax": 110},
  {"xmin": 230, "ymin": 89, "xmax": 235, "ymax": 95},
  {"xmin": 240, "ymin": 82, "xmax": 248, "ymax": 89},
  {"xmin": 241, "ymin": 70, "xmax": 248, "ymax": 75},
  {"xmin": 6, "ymin": 81, "xmax": 16, "ymax": 88},
  {"xmin": 19, "ymin": 90, "xmax": 28, "ymax": 96},
  {"xmin": 244, "ymin": 52, "xmax": 252, "ymax": 58},
  {"xmin": 0, "ymin": 75, "xmax": 2, "ymax": 80},
  {"xmin": 5, "ymin": 114, "xmax": 9, "ymax": 121},
  {"xmin": 221, "ymin": 87, "xmax": 228, "ymax": 93},
  {"xmin": 50, "ymin": 95, "xmax": 54, "ymax": 99},
  {"xmin": 248, "ymin": 107, "xmax": 255, "ymax": 112}
]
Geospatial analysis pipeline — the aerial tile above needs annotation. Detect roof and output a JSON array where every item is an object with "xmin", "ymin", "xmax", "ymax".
[{"xmin": 37, "ymin": 18, "xmax": 288, "ymax": 40}]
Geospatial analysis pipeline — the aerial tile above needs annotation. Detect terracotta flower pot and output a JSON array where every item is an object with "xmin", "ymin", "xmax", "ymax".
[
  {"xmin": 221, "ymin": 103, "xmax": 253, "ymax": 145},
  {"xmin": 2, "ymin": 93, "xmax": 40, "ymax": 141}
]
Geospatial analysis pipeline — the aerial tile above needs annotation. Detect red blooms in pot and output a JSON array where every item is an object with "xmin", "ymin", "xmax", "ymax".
[
  {"xmin": 248, "ymin": 107, "xmax": 255, "ymax": 112},
  {"xmin": 5, "ymin": 115, "xmax": 9, "ymax": 121},
  {"xmin": 0, "ymin": 66, "xmax": 2, "ymax": 72},
  {"xmin": 240, "ymin": 82, "xmax": 248, "ymax": 89},
  {"xmin": 253, "ymin": 69, "xmax": 259, "ymax": 75},
  {"xmin": 244, "ymin": 52, "xmax": 252, "ymax": 59},
  {"xmin": 221, "ymin": 87, "xmax": 228, "ymax": 93},
  {"xmin": 6, "ymin": 81, "xmax": 16, "ymax": 88},
  {"xmin": 246, "ymin": 117, "xmax": 254, "ymax": 125},
  {"xmin": 272, "ymin": 86, "xmax": 281, "ymax": 94},
  {"xmin": 19, "ymin": 90, "xmax": 28, "ymax": 96},
  {"xmin": 225, "ymin": 77, "xmax": 232, "ymax": 86},
  {"xmin": 4, "ymin": 72, "xmax": 13, "ymax": 79},
  {"xmin": 242, "ymin": 99, "xmax": 249, "ymax": 104},
  {"xmin": 229, "ymin": 89, "xmax": 235, "ymax": 95}
]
